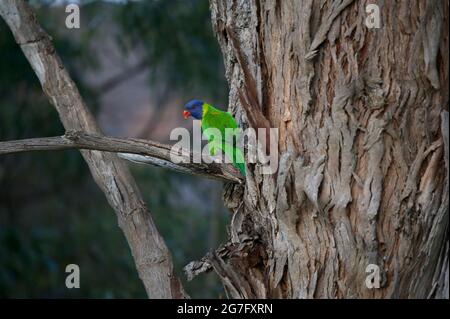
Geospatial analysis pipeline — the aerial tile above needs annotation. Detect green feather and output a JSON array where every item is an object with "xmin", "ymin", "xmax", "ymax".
[{"xmin": 201, "ymin": 103, "xmax": 246, "ymax": 176}]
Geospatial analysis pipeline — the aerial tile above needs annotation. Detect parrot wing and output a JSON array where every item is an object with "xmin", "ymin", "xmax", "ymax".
[
  {"xmin": 201, "ymin": 105, "xmax": 245, "ymax": 176},
  {"xmin": 201, "ymin": 107, "xmax": 239, "ymax": 143}
]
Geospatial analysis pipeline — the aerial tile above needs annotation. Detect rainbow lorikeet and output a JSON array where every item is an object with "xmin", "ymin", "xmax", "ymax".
[{"xmin": 183, "ymin": 99, "xmax": 246, "ymax": 176}]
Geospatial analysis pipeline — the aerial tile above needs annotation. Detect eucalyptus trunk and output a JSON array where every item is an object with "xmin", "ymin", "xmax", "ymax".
[{"xmin": 208, "ymin": 0, "xmax": 449, "ymax": 298}]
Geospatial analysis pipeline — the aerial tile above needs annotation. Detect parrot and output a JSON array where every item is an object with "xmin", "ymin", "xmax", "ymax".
[{"xmin": 183, "ymin": 99, "xmax": 246, "ymax": 176}]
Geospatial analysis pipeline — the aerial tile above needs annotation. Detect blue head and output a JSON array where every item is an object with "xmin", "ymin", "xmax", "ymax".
[{"xmin": 183, "ymin": 99, "xmax": 204, "ymax": 120}]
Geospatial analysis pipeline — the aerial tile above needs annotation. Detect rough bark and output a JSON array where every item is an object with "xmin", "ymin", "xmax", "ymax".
[
  {"xmin": 0, "ymin": 0, "xmax": 187, "ymax": 298},
  {"xmin": 198, "ymin": 0, "xmax": 449, "ymax": 298},
  {"xmin": 0, "ymin": 131, "xmax": 243, "ymax": 183}
]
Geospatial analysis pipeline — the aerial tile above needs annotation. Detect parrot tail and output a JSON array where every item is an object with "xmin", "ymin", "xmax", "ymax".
[
  {"xmin": 232, "ymin": 146, "xmax": 246, "ymax": 177},
  {"xmin": 216, "ymin": 142, "xmax": 246, "ymax": 177},
  {"xmin": 234, "ymin": 161, "xmax": 246, "ymax": 177}
]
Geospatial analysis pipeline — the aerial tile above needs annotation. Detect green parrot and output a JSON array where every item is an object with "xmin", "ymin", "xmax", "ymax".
[{"xmin": 183, "ymin": 99, "xmax": 246, "ymax": 176}]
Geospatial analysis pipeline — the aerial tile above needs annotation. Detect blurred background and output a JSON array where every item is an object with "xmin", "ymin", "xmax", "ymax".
[{"xmin": 0, "ymin": 0, "xmax": 230, "ymax": 298}]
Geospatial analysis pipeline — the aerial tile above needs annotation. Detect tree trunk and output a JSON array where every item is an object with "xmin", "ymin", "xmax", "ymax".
[{"xmin": 208, "ymin": 0, "xmax": 448, "ymax": 298}]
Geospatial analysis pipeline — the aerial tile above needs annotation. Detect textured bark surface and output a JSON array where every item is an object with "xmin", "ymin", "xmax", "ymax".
[
  {"xmin": 206, "ymin": 0, "xmax": 449, "ymax": 298},
  {"xmin": 0, "ymin": 0, "xmax": 187, "ymax": 299}
]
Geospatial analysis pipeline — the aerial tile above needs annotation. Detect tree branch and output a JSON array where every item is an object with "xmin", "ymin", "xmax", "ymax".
[
  {"xmin": 0, "ymin": 131, "xmax": 243, "ymax": 183},
  {"xmin": 0, "ymin": 0, "xmax": 187, "ymax": 298},
  {"xmin": 183, "ymin": 235, "xmax": 257, "ymax": 281}
]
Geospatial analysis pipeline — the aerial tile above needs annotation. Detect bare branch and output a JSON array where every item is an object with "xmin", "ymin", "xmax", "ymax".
[
  {"xmin": 183, "ymin": 235, "xmax": 257, "ymax": 281},
  {"xmin": 0, "ymin": 0, "xmax": 187, "ymax": 298},
  {"xmin": 0, "ymin": 131, "xmax": 243, "ymax": 183}
]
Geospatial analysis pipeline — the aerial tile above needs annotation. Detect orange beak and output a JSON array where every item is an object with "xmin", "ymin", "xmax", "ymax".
[{"xmin": 183, "ymin": 110, "xmax": 191, "ymax": 119}]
